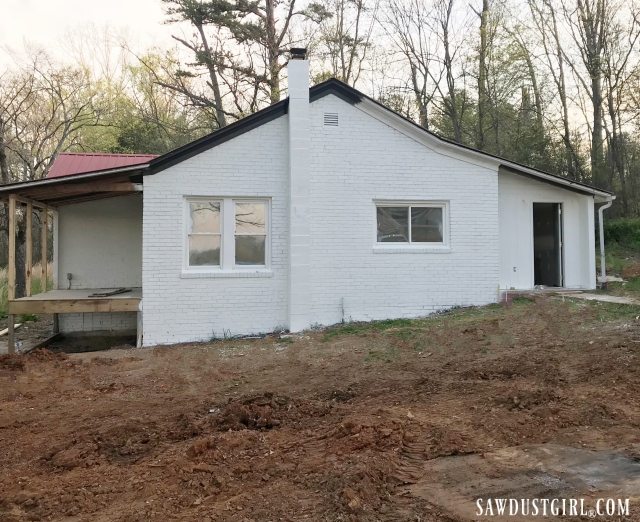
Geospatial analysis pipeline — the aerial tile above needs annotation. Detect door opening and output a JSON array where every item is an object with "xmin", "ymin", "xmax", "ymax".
[{"xmin": 533, "ymin": 202, "xmax": 563, "ymax": 287}]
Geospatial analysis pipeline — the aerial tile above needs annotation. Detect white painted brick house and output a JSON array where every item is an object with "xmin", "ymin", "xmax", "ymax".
[{"xmin": 1, "ymin": 51, "xmax": 615, "ymax": 349}]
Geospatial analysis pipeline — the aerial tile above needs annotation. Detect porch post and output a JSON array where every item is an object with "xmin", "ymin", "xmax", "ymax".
[
  {"xmin": 25, "ymin": 202, "xmax": 32, "ymax": 297},
  {"xmin": 7, "ymin": 195, "xmax": 16, "ymax": 354},
  {"xmin": 41, "ymin": 209, "xmax": 48, "ymax": 292}
]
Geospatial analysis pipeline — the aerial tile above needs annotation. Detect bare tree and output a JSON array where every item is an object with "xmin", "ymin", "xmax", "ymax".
[
  {"xmin": 0, "ymin": 54, "xmax": 102, "ymax": 296},
  {"xmin": 601, "ymin": 5, "xmax": 640, "ymax": 212},
  {"xmin": 528, "ymin": 0, "xmax": 586, "ymax": 179},
  {"xmin": 560, "ymin": 0, "xmax": 611, "ymax": 187},
  {"xmin": 163, "ymin": 0, "xmax": 328, "ymax": 125},
  {"xmin": 314, "ymin": 0, "xmax": 379, "ymax": 85},
  {"xmin": 383, "ymin": 0, "xmax": 442, "ymax": 128}
]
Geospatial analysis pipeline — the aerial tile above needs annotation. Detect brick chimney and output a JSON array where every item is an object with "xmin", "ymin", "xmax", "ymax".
[{"xmin": 287, "ymin": 48, "xmax": 311, "ymax": 332}]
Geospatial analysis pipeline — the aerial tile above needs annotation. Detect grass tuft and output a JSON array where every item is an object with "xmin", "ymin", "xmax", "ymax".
[
  {"xmin": 0, "ymin": 263, "xmax": 54, "ymax": 316},
  {"xmin": 322, "ymin": 318, "xmax": 415, "ymax": 341}
]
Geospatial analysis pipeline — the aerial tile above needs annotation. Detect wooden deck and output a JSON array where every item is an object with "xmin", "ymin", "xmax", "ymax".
[{"xmin": 8, "ymin": 288, "xmax": 142, "ymax": 315}]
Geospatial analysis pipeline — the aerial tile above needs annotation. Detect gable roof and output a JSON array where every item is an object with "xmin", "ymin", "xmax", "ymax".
[{"xmin": 0, "ymin": 79, "xmax": 614, "ymax": 202}]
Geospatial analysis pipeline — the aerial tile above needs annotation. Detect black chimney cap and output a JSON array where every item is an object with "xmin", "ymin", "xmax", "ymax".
[{"xmin": 290, "ymin": 48, "xmax": 307, "ymax": 60}]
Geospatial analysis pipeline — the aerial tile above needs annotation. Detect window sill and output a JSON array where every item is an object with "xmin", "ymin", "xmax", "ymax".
[
  {"xmin": 372, "ymin": 245, "xmax": 451, "ymax": 254},
  {"xmin": 181, "ymin": 269, "xmax": 273, "ymax": 279}
]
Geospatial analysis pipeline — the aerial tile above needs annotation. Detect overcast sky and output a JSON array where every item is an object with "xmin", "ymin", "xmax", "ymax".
[{"xmin": 1, "ymin": 0, "xmax": 177, "ymax": 68}]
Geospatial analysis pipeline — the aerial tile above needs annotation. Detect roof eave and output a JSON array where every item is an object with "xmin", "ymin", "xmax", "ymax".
[
  {"xmin": 0, "ymin": 163, "xmax": 150, "ymax": 195},
  {"xmin": 499, "ymin": 164, "xmax": 614, "ymax": 199},
  {"xmin": 352, "ymin": 92, "xmax": 614, "ymax": 200}
]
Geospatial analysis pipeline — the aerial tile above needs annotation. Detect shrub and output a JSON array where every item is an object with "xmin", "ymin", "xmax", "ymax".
[{"xmin": 603, "ymin": 218, "xmax": 640, "ymax": 248}]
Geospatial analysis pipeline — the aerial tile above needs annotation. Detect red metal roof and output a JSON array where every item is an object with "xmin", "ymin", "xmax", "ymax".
[{"xmin": 47, "ymin": 152, "xmax": 158, "ymax": 179}]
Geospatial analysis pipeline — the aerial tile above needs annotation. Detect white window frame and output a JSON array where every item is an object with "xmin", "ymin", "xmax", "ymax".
[
  {"xmin": 232, "ymin": 199, "xmax": 270, "ymax": 270},
  {"xmin": 373, "ymin": 200, "xmax": 450, "ymax": 252},
  {"xmin": 184, "ymin": 197, "xmax": 223, "ymax": 270},
  {"xmin": 183, "ymin": 197, "xmax": 271, "ymax": 275}
]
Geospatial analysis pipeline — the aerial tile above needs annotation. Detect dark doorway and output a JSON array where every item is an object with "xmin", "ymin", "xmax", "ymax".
[{"xmin": 533, "ymin": 203, "xmax": 563, "ymax": 287}]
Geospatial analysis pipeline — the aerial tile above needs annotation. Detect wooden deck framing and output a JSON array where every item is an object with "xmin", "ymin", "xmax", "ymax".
[
  {"xmin": 8, "ymin": 289, "xmax": 142, "ymax": 315},
  {"xmin": 5, "ymin": 195, "xmax": 55, "ymax": 354}
]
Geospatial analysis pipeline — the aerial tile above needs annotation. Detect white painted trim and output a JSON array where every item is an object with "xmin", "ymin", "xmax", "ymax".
[
  {"xmin": 530, "ymin": 201, "xmax": 565, "ymax": 289},
  {"xmin": 182, "ymin": 196, "xmax": 271, "ymax": 274},
  {"xmin": 180, "ymin": 270, "xmax": 273, "ymax": 279},
  {"xmin": 372, "ymin": 246, "xmax": 452, "ymax": 254},
  {"xmin": 588, "ymin": 197, "xmax": 597, "ymax": 289},
  {"xmin": 183, "ymin": 197, "xmax": 223, "ymax": 271},
  {"xmin": 232, "ymin": 199, "xmax": 271, "ymax": 271},
  {"xmin": 373, "ymin": 199, "xmax": 450, "ymax": 248}
]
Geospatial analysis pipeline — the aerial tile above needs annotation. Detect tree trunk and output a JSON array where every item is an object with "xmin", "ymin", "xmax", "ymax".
[
  {"xmin": 591, "ymin": 75, "xmax": 605, "ymax": 187},
  {"xmin": 266, "ymin": 0, "xmax": 281, "ymax": 103},
  {"xmin": 195, "ymin": 22, "xmax": 227, "ymax": 128},
  {"xmin": 410, "ymin": 65, "xmax": 429, "ymax": 129},
  {"xmin": 477, "ymin": 0, "xmax": 489, "ymax": 150},
  {"xmin": 541, "ymin": 0, "xmax": 583, "ymax": 180},
  {"xmin": 0, "ymin": 115, "xmax": 10, "ymax": 185},
  {"xmin": 15, "ymin": 218, "xmax": 26, "ymax": 299},
  {"xmin": 607, "ymin": 89, "xmax": 627, "ymax": 212},
  {"xmin": 442, "ymin": 0, "xmax": 462, "ymax": 142}
]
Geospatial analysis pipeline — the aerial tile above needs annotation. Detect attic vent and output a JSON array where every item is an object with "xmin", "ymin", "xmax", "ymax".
[{"xmin": 323, "ymin": 112, "xmax": 339, "ymax": 126}]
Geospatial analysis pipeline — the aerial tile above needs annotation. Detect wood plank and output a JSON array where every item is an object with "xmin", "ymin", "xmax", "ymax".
[
  {"xmin": 25, "ymin": 202, "xmax": 32, "ymax": 296},
  {"xmin": 25, "ymin": 181, "xmax": 135, "ymax": 199},
  {"xmin": 0, "ymin": 323, "xmax": 22, "ymax": 337},
  {"xmin": 41, "ymin": 209, "xmax": 48, "ymax": 292},
  {"xmin": 24, "ymin": 333, "xmax": 62, "ymax": 353},
  {"xmin": 8, "ymin": 195, "xmax": 16, "ymax": 301},
  {"xmin": 8, "ymin": 298, "xmax": 141, "ymax": 315},
  {"xmin": 7, "ymin": 315, "xmax": 15, "ymax": 354},
  {"xmin": 89, "ymin": 288, "xmax": 130, "ymax": 297},
  {"xmin": 43, "ymin": 192, "xmax": 132, "ymax": 207},
  {"xmin": 10, "ymin": 195, "xmax": 51, "ymax": 210},
  {"xmin": 136, "ymin": 311, "xmax": 143, "ymax": 348}
]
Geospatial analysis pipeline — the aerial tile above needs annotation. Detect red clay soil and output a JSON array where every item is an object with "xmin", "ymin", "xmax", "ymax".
[{"xmin": 1, "ymin": 296, "xmax": 640, "ymax": 521}]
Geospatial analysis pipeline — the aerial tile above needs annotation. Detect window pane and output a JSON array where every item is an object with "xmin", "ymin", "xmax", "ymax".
[
  {"xmin": 411, "ymin": 207, "xmax": 443, "ymax": 242},
  {"xmin": 236, "ymin": 202, "xmax": 266, "ymax": 234},
  {"xmin": 189, "ymin": 235, "xmax": 220, "ymax": 266},
  {"xmin": 235, "ymin": 235, "xmax": 266, "ymax": 265},
  {"xmin": 377, "ymin": 207, "xmax": 409, "ymax": 242},
  {"xmin": 190, "ymin": 202, "xmax": 220, "ymax": 234}
]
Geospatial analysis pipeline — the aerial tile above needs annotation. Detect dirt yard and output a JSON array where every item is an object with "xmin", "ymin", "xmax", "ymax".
[{"xmin": 1, "ymin": 296, "xmax": 640, "ymax": 521}]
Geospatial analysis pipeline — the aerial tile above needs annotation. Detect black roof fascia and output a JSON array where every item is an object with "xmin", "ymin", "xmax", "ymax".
[
  {"xmin": 147, "ymin": 79, "xmax": 363, "ymax": 175},
  {"xmin": 147, "ymin": 98, "xmax": 289, "ymax": 174}
]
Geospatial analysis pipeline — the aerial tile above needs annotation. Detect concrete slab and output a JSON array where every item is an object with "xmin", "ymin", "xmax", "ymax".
[
  {"xmin": 408, "ymin": 444, "xmax": 640, "ymax": 521},
  {"xmin": 558, "ymin": 292, "xmax": 640, "ymax": 305}
]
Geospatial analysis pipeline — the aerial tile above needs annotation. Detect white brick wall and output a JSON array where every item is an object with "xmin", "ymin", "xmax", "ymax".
[
  {"xmin": 307, "ymin": 95, "xmax": 500, "ymax": 326},
  {"xmin": 141, "ymin": 93, "xmax": 501, "ymax": 345},
  {"xmin": 142, "ymin": 117, "xmax": 290, "ymax": 345}
]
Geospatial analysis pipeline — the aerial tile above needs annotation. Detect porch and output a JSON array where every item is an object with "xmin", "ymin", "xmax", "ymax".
[
  {"xmin": 7, "ymin": 288, "xmax": 142, "ymax": 351},
  {"xmin": 1, "ymin": 164, "xmax": 148, "ymax": 353}
]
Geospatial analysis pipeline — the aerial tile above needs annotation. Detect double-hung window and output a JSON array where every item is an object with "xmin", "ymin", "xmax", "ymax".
[
  {"xmin": 188, "ymin": 201, "xmax": 222, "ymax": 266},
  {"xmin": 234, "ymin": 201, "xmax": 268, "ymax": 266},
  {"xmin": 185, "ymin": 198, "xmax": 269, "ymax": 271},
  {"xmin": 376, "ymin": 202, "xmax": 448, "ymax": 246}
]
